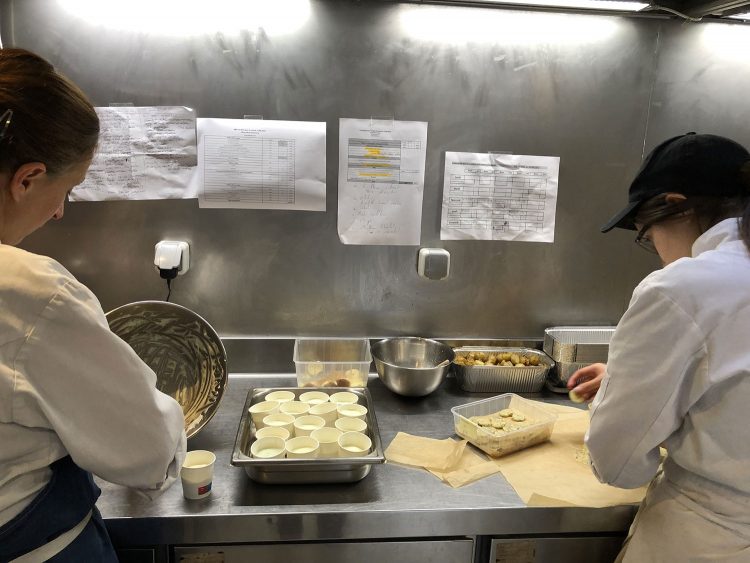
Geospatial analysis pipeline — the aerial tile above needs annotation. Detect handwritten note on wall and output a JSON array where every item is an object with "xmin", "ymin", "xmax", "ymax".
[{"xmin": 72, "ymin": 106, "xmax": 197, "ymax": 201}]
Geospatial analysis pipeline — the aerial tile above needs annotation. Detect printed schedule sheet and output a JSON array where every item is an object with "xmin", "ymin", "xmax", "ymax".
[
  {"xmin": 197, "ymin": 118, "xmax": 326, "ymax": 211},
  {"xmin": 337, "ymin": 118, "xmax": 428, "ymax": 245},
  {"xmin": 440, "ymin": 152, "xmax": 560, "ymax": 242}
]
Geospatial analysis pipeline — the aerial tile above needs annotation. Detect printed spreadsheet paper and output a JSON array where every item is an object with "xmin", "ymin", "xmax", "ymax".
[
  {"xmin": 71, "ymin": 106, "xmax": 197, "ymax": 201},
  {"xmin": 196, "ymin": 118, "xmax": 326, "ymax": 211},
  {"xmin": 337, "ymin": 118, "xmax": 428, "ymax": 245},
  {"xmin": 440, "ymin": 152, "xmax": 560, "ymax": 242}
]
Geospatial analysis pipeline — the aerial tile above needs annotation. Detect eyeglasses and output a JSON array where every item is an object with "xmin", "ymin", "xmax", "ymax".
[
  {"xmin": 633, "ymin": 197, "xmax": 696, "ymax": 254},
  {"xmin": 634, "ymin": 222, "xmax": 658, "ymax": 253},
  {"xmin": 0, "ymin": 109, "xmax": 12, "ymax": 143}
]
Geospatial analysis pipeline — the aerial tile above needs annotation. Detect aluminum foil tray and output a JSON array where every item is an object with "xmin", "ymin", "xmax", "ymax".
[
  {"xmin": 452, "ymin": 347, "xmax": 554, "ymax": 393},
  {"xmin": 231, "ymin": 387, "xmax": 385, "ymax": 484},
  {"xmin": 543, "ymin": 327, "xmax": 615, "ymax": 384}
]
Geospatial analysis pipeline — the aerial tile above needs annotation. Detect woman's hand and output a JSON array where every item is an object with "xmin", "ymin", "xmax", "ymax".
[{"xmin": 567, "ymin": 363, "xmax": 607, "ymax": 403}]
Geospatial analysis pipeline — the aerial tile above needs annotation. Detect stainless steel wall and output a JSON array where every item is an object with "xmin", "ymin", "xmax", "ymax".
[{"xmin": 2, "ymin": 1, "xmax": 747, "ymax": 338}]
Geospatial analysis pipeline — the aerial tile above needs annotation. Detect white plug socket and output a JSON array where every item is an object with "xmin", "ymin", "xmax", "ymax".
[
  {"xmin": 154, "ymin": 241, "xmax": 190, "ymax": 275},
  {"xmin": 417, "ymin": 248, "xmax": 450, "ymax": 280}
]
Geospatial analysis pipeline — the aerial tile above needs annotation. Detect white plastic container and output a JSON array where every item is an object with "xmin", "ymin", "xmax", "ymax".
[
  {"xmin": 293, "ymin": 338, "xmax": 371, "ymax": 388},
  {"xmin": 451, "ymin": 394, "xmax": 557, "ymax": 458}
]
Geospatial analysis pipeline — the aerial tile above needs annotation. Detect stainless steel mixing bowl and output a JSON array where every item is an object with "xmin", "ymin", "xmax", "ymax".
[
  {"xmin": 371, "ymin": 337, "xmax": 455, "ymax": 397},
  {"xmin": 106, "ymin": 301, "xmax": 227, "ymax": 438}
]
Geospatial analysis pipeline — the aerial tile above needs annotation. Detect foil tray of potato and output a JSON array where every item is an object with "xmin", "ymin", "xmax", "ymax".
[{"xmin": 452, "ymin": 347, "xmax": 554, "ymax": 393}]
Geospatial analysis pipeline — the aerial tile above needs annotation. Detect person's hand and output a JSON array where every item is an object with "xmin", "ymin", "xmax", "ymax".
[{"xmin": 567, "ymin": 363, "xmax": 606, "ymax": 403}]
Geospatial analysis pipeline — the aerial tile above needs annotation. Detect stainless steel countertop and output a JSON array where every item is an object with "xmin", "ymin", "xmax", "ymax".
[{"xmin": 99, "ymin": 375, "xmax": 638, "ymax": 546}]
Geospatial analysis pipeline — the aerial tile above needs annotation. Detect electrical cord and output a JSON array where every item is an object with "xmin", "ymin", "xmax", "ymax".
[
  {"xmin": 647, "ymin": 4, "xmax": 703, "ymax": 21},
  {"xmin": 159, "ymin": 267, "xmax": 178, "ymax": 302}
]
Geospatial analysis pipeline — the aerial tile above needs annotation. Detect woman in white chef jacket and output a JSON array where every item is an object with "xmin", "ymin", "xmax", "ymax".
[
  {"xmin": 0, "ymin": 49, "xmax": 186, "ymax": 562},
  {"xmin": 567, "ymin": 133, "xmax": 750, "ymax": 562}
]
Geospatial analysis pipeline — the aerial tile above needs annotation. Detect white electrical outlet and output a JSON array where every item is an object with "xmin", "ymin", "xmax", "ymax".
[
  {"xmin": 154, "ymin": 241, "xmax": 190, "ymax": 275},
  {"xmin": 417, "ymin": 248, "xmax": 450, "ymax": 280}
]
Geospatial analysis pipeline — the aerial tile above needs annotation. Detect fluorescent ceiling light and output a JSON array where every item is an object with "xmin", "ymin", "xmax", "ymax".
[
  {"xmin": 727, "ymin": 12, "xmax": 750, "ymax": 19},
  {"xmin": 701, "ymin": 21, "xmax": 750, "ymax": 61},
  {"xmin": 477, "ymin": 0, "xmax": 649, "ymax": 11},
  {"xmin": 400, "ymin": 6, "xmax": 620, "ymax": 45},
  {"xmin": 56, "ymin": 0, "xmax": 312, "ymax": 37}
]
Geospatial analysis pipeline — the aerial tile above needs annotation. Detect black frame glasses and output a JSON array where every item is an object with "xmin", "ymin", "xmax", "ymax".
[
  {"xmin": 633, "ymin": 197, "xmax": 696, "ymax": 254},
  {"xmin": 634, "ymin": 222, "xmax": 658, "ymax": 253}
]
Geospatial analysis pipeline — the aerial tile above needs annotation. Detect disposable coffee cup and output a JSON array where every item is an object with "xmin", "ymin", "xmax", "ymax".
[
  {"xmin": 285, "ymin": 436, "xmax": 320, "ymax": 459},
  {"xmin": 293, "ymin": 415, "xmax": 326, "ymax": 437},
  {"xmin": 250, "ymin": 437, "xmax": 286, "ymax": 459},
  {"xmin": 299, "ymin": 391, "xmax": 330, "ymax": 405},
  {"xmin": 309, "ymin": 402, "xmax": 338, "ymax": 426},
  {"xmin": 311, "ymin": 427, "xmax": 343, "ymax": 458},
  {"xmin": 265, "ymin": 390, "xmax": 295, "ymax": 404},
  {"xmin": 181, "ymin": 450, "xmax": 216, "ymax": 500},
  {"xmin": 334, "ymin": 416, "xmax": 368, "ymax": 434},
  {"xmin": 279, "ymin": 401, "xmax": 311, "ymax": 418},
  {"xmin": 262, "ymin": 413, "xmax": 295, "ymax": 435},
  {"xmin": 337, "ymin": 403, "xmax": 368, "ymax": 421},
  {"xmin": 249, "ymin": 400, "xmax": 280, "ymax": 429},
  {"xmin": 255, "ymin": 426, "xmax": 291, "ymax": 441},
  {"xmin": 338, "ymin": 432, "xmax": 372, "ymax": 457},
  {"xmin": 330, "ymin": 391, "xmax": 358, "ymax": 405}
]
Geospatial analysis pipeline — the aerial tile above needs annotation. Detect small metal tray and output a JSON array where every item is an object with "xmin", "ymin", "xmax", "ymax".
[
  {"xmin": 230, "ymin": 387, "xmax": 385, "ymax": 484},
  {"xmin": 452, "ymin": 347, "xmax": 554, "ymax": 393},
  {"xmin": 543, "ymin": 327, "xmax": 615, "ymax": 384}
]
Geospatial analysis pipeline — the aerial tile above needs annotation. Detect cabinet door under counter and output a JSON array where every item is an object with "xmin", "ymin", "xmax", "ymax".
[
  {"xmin": 173, "ymin": 538, "xmax": 474, "ymax": 563},
  {"xmin": 488, "ymin": 535, "xmax": 624, "ymax": 563}
]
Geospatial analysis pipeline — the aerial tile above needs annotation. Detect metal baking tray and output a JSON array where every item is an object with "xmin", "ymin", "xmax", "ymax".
[
  {"xmin": 543, "ymin": 327, "xmax": 615, "ymax": 384},
  {"xmin": 231, "ymin": 387, "xmax": 385, "ymax": 484},
  {"xmin": 452, "ymin": 347, "xmax": 554, "ymax": 393}
]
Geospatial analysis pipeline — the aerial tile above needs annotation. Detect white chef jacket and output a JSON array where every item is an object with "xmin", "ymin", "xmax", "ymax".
[
  {"xmin": 586, "ymin": 217, "xmax": 750, "ymax": 562},
  {"xmin": 0, "ymin": 243, "xmax": 187, "ymax": 527}
]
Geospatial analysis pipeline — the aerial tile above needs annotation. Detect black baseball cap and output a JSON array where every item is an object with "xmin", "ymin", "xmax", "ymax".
[{"xmin": 601, "ymin": 133, "xmax": 750, "ymax": 232}]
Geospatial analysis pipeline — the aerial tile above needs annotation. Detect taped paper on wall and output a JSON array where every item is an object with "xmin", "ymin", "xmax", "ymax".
[
  {"xmin": 72, "ymin": 106, "xmax": 197, "ymax": 201},
  {"xmin": 440, "ymin": 151, "xmax": 560, "ymax": 243},
  {"xmin": 337, "ymin": 118, "xmax": 428, "ymax": 245},
  {"xmin": 197, "ymin": 118, "xmax": 326, "ymax": 211}
]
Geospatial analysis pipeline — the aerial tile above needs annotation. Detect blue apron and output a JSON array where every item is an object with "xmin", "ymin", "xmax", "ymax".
[{"xmin": 0, "ymin": 456, "xmax": 117, "ymax": 562}]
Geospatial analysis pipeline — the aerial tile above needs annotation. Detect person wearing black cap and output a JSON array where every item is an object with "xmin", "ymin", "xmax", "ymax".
[{"xmin": 568, "ymin": 133, "xmax": 750, "ymax": 562}]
